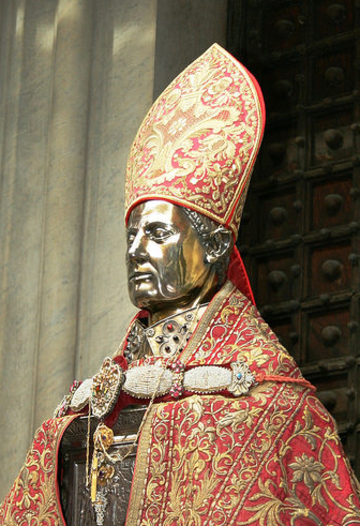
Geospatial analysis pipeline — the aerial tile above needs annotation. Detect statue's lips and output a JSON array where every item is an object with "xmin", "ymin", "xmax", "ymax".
[{"xmin": 129, "ymin": 272, "xmax": 153, "ymax": 282}]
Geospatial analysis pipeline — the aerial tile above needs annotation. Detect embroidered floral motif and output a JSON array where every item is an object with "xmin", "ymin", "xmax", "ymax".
[
  {"xmin": 289, "ymin": 454, "xmax": 324, "ymax": 491},
  {"xmin": 125, "ymin": 285, "xmax": 360, "ymax": 525},
  {"xmin": 129, "ymin": 388, "xmax": 360, "ymax": 526}
]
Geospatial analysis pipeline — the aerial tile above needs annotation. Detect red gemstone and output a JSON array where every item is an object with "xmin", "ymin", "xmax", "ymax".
[{"xmin": 167, "ymin": 323, "xmax": 174, "ymax": 331}]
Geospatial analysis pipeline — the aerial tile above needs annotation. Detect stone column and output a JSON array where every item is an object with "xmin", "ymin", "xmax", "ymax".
[
  {"xmin": 0, "ymin": 0, "xmax": 156, "ymax": 500},
  {"xmin": 154, "ymin": 0, "xmax": 228, "ymax": 97},
  {"xmin": 75, "ymin": 0, "xmax": 157, "ymax": 380}
]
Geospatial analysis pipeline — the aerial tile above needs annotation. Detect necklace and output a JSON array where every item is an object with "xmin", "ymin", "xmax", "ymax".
[{"xmin": 87, "ymin": 304, "xmax": 202, "ymax": 524}]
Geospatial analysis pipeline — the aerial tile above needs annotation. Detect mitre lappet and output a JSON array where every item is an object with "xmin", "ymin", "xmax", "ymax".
[{"xmin": 125, "ymin": 43, "xmax": 266, "ymax": 302}]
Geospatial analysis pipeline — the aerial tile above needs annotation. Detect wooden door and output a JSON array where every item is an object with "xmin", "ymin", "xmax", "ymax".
[{"xmin": 228, "ymin": 0, "xmax": 360, "ymax": 477}]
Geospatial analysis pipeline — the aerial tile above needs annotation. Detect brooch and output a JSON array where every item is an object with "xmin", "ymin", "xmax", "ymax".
[
  {"xmin": 91, "ymin": 358, "xmax": 124, "ymax": 419},
  {"xmin": 228, "ymin": 361, "xmax": 257, "ymax": 396}
]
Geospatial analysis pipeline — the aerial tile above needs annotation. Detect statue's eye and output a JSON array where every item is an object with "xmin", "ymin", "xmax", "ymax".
[{"xmin": 147, "ymin": 224, "xmax": 175, "ymax": 242}]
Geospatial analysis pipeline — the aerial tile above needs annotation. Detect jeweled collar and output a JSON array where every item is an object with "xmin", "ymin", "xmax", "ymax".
[{"xmin": 124, "ymin": 303, "xmax": 208, "ymax": 362}]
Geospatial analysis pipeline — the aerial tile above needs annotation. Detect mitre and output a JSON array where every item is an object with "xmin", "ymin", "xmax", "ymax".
[{"xmin": 124, "ymin": 43, "xmax": 265, "ymax": 239}]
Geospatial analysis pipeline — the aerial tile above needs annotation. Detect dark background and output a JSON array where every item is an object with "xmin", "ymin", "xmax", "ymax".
[{"xmin": 228, "ymin": 0, "xmax": 360, "ymax": 477}]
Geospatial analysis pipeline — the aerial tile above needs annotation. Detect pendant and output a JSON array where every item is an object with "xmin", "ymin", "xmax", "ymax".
[{"xmin": 93, "ymin": 487, "xmax": 108, "ymax": 526}]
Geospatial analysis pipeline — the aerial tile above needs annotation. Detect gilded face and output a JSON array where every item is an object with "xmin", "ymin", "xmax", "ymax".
[{"xmin": 126, "ymin": 201, "xmax": 212, "ymax": 314}]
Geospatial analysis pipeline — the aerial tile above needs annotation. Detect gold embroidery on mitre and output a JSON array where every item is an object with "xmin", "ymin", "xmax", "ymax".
[{"xmin": 125, "ymin": 43, "xmax": 265, "ymax": 237}]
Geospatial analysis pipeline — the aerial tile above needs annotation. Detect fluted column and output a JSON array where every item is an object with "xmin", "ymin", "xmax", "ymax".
[
  {"xmin": 31, "ymin": 0, "xmax": 93, "ymax": 434},
  {"xmin": 75, "ymin": 0, "xmax": 157, "ymax": 379},
  {"xmin": 0, "ymin": 0, "xmax": 157, "ymax": 499}
]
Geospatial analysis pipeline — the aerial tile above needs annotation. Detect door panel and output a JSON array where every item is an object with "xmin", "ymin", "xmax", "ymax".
[{"xmin": 228, "ymin": 0, "xmax": 360, "ymax": 476}]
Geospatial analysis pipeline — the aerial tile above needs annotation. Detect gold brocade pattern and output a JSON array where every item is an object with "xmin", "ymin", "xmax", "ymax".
[
  {"xmin": 128, "ymin": 389, "xmax": 360, "ymax": 526},
  {"xmin": 0, "ymin": 416, "xmax": 76, "ymax": 526},
  {"xmin": 183, "ymin": 284, "xmax": 297, "ymax": 380},
  {"xmin": 125, "ymin": 283, "xmax": 360, "ymax": 525},
  {"xmin": 125, "ymin": 44, "xmax": 265, "ymax": 237},
  {"xmin": 2, "ymin": 283, "xmax": 360, "ymax": 525}
]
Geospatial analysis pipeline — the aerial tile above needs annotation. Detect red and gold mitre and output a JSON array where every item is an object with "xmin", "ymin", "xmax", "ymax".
[{"xmin": 125, "ymin": 43, "xmax": 265, "ymax": 238}]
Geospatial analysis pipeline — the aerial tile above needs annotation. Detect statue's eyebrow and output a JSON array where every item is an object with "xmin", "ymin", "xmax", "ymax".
[
  {"xmin": 145, "ymin": 220, "xmax": 171, "ymax": 228},
  {"xmin": 144, "ymin": 220, "xmax": 178, "ymax": 232}
]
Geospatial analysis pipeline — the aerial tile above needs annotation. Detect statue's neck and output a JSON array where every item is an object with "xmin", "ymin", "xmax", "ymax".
[{"xmin": 148, "ymin": 275, "xmax": 219, "ymax": 325}]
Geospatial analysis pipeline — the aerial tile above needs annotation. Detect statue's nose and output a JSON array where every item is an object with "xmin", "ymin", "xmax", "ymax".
[{"xmin": 127, "ymin": 231, "xmax": 148, "ymax": 262}]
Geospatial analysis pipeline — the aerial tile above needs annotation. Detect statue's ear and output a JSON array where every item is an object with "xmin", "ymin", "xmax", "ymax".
[{"xmin": 205, "ymin": 227, "xmax": 233, "ymax": 264}]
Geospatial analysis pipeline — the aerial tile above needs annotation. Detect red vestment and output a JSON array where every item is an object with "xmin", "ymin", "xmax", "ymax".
[{"xmin": 1, "ymin": 281, "xmax": 360, "ymax": 525}]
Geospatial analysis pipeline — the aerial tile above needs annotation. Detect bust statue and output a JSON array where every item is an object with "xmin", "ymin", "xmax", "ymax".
[
  {"xmin": 1, "ymin": 44, "xmax": 360, "ymax": 526},
  {"xmin": 126, "ymin": 200, "xmax": 232, "ymax": 323}
]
